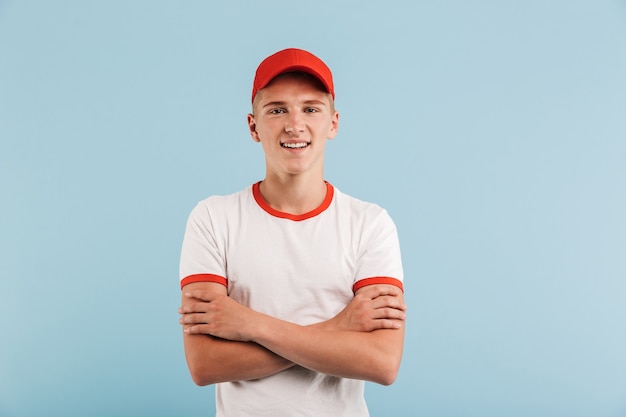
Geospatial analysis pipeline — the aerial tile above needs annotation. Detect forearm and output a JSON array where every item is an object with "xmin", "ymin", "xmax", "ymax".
[
  {"xmin": 181, "ymin": 282, "xmax": 294, "ymax": 385},
  {"xmin": 252, "ymin": 313, "xmax": 404, "ymax": 385},
  {"xmin": 184, "ymin": 318, "xmax": 400, "ymax": 386},
  {"xmin": 181, "ymin": 283, "xmax": 406, "ymax": 385},
  {"xmin": 183, "ymin": 332, "xmax": 294, "ymax": 386}
]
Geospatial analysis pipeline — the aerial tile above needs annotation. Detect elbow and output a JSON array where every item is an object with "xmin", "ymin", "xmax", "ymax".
[
  {"xmin": 375, "ymin": 366, "xmax": 399, "ymax": 386},
  {"xmin": 192, "ymin": 377, "xmax": 213, "ymax": 387},
  {"xmin": 188, "ymin": 362, "xmax": 220, "ymax": 386},
  {"xmin": 185, "ymin": 342, "xmax": 224, "ymax": 386},
  {"xmin": 189, "ymin": 366, "xmax": 212, "ymax": 386},
  {"xmin": 370, "ymin": 331, "xmax": 404, "ymax": 386},
  {"xmin": 190, "ymin": 372, "xmax": 212, "ymax": 387},
  {"xmin": 370, "ymin": 355, "xmax": 401, "ymax": 386}
]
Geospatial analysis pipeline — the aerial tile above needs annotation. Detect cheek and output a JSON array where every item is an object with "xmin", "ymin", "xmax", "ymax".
[
  {"xmin": 318, "ymin": 121, "xmax": 336, "ymax": 138},
  {"xmin": 255, "ymin": 119, "xmax": 281, "ymax": 137},
  {"xmin": 255, "ymin": 128, "xmax": 271, "ymax": 144},
  {"xmin": 259, "ymin": 137, "xmax": 277, "ymax": 155}
]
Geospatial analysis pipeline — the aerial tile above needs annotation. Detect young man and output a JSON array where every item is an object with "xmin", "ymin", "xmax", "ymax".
[{"xmin": 178, "ymin": 48, "xmax": 406, "ymax": 417}]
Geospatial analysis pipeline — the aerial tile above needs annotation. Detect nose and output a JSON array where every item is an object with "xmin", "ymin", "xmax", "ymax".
[{"xmin": 284, "ymin": 112, "xmax": 305, "ymax": 135}]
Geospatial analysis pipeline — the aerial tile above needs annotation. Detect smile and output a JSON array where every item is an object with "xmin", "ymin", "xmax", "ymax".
[{"xmin": 281, "ymin": 142, "xmax": 310, "ymax": 149}]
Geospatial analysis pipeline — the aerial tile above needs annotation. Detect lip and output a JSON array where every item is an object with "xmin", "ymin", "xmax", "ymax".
[{"xmin": 280, "ymin": 141, "xmax": 310, "ymax": 150}]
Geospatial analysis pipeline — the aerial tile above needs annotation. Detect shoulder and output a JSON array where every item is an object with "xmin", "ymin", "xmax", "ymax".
[
  {"xmin": 185, "ymin": 185, "xmax": 254, "ymax": 227},
  {"xmin": 330, "ymin": 186, "xmax": 399, "ymax": 241},
  {"xmin": 332, "ymin": 186, "xmax": 392, "ymax": 221},
  {"xmin": 192, "ymin": 186, "xmax": 252, "ymax": 213}
]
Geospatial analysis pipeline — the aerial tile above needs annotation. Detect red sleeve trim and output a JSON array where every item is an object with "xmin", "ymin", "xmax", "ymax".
[
  {"xmin": 353, "ymin": 277, "xmax": 404, "ymax": 293},
  {"xmin": 180, "ymin": 274, "xmax": 228, "ymax": 289}
]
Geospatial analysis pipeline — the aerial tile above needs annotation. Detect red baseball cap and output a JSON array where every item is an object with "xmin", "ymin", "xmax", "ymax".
[{"xmin": 251, "ymin": 48, "xmax": 335, "ymax": 103}]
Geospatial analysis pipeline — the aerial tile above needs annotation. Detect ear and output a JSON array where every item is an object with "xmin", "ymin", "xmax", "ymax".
[
  {"xmin": 327, "ymin": 110, "xmax": 339, "ymax": 140},
  {"xmin": 247, "ymin": 113, "xmax": 261, "ymax": 142}
]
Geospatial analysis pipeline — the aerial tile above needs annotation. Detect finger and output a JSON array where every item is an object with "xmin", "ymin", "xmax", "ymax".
[
  {"xmin": 380, "ymin": 319, "xmax": 403, "ymax": 330},
  {"xmin": 179, "ymin": 313, "xmax": 208, "ymax": 325},
  {"xmin": 183, "ymin": 324, "xmax": 214, "ymax": 335},
  {"xmin": 179, "ymin": 301, "xmax": 210, "ymax": 314},
  {"xmin": 371, "ymin": 295, "xmax": 408, "ymax": 311},
  {"xmin": 354, "ymin": 287, "xmax": 393, "ymax": 303},
  {"xmin": 369, "ymin": 319, "xmax": 403, "ymax": 331},
  {"xmin": 184, "ymin": 290, "xmax": 218, "ymax": 302},
  {"xmin": 373, "ymin": 285, "xmax": 403, "ymax": 298},
  {"xmin": 360, "ymin": 284, "xmax": 402, "ymax": 299},
  {"xmin": 374, "ymin": 307, "xmax": 407, "ymax": 321}
]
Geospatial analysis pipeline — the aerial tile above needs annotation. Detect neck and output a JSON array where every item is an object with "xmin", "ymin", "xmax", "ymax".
[{"xmin": 258, "ymin": 173, "xmax": 327, "ymax": 215}]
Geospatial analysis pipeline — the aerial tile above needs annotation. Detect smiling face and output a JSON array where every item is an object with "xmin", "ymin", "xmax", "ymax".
[{"xmin": 248, "ymin": 72, "xmax": 339, "ymax": 180}]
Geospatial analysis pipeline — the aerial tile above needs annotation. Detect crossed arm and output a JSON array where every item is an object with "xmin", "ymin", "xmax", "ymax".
[{"xmin": 179, "ymin": 282, "xmax": 407, "ymax": 386}]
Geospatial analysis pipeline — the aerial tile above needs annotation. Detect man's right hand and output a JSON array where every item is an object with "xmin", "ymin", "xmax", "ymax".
[{"xmin": 319, "ymin": 284, "xmax": 407, "ymax": 332}]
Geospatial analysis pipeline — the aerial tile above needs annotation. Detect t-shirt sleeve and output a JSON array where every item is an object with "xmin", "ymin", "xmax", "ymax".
[
  {"xmin": 179, "ymin": 201, "xmax": 228, "ymax": 289},
  {"xmin": 353, "ymin": 208, "xmax": 404, "ymax": 293}
]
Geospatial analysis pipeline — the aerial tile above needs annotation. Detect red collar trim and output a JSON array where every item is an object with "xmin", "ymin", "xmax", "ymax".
[{"xmin": 252, "ymin": 181, "xmax": 334, "ymax": 221}]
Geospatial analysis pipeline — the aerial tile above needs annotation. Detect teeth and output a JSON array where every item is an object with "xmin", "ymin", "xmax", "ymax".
[{"xmin": 282, "ymin": 142, "xmax": 309, "ymax": 149}]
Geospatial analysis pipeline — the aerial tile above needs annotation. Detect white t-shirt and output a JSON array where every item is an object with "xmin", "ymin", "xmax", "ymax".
[{"xmin": 180, "ymin": 182, "xmax": 404, "ymax": 417}]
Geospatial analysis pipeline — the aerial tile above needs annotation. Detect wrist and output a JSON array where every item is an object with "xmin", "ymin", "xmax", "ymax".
[
  {"xmin": 247, "ymin": 310, "xmax": 277, "ymax": 343},
  {"xmin": 307, "ymin": 317, "xmax": 336, "ymax": 331}
]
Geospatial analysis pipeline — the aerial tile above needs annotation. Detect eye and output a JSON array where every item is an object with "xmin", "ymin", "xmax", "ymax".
[
  {"xmin": 269, "ymin": 108, "xmax": 286, "ymax": 115},
  {"xmin": 304, "ymin": 107, "xmax": 319, "ymax": 113}
]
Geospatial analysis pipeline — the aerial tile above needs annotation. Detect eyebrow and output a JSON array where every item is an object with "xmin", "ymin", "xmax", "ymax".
[
  {"xmin": 262, "ymin": 99, "xmax": 328, "ymax": 109},
  {"xmin": 262, "ymin": 101, "xmax": 287, "ymax": 109},
  {"xmin": 302, "ymin": 99, "xmax": 328, "ymax": 106}
]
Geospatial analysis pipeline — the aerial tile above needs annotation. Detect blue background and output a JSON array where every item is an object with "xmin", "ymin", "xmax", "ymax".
[{"xmin": 1, "ymin": 1, "xmax": 625, "ymax": 416}]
